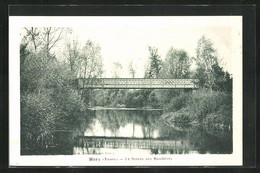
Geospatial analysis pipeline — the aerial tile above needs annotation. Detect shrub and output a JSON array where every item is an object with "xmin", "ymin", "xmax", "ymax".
[
  {"xmin": 162, "ymin": 110, "xmax": 191, "ymax": 124},
  {"xmin": 162, "ymin": 89, "xmax": 232, "ymax": 127},
  {"xmin": 21, "ymin": 90, "xmax": 58, "ymax": 150},
  {"xmin": 164, "ymin": 92, "xmax": 190, "ymax": 112},
  {"xmin": 185, "ymin": 90, "xmax": 232, "ymax": 126},
  {"xmin": 20, "ymin": 51, "xmax": 89, "ymax": 154}
]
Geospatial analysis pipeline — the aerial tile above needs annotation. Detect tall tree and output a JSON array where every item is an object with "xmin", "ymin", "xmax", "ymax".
[
  {"xmin": 78, "ymin": 40, "xmax": 103, "ymax": 103},
  {"xmin": 78, "ymin": 40, "xmax": 103, "ymax": 79},
  {"xmin": 194, "ymin": 36, "xmax": 218, "ymax": 89},
  {"xmin": 145, "ymin": 46, "xmax": 162, "ymax": 78},
  {"xmin": 160, "ymin": 47, "xmax": 191, "ymax": 79},
  {"xmin": 64, "ymin": 38, "xmax": 80, "ymax": 78}
]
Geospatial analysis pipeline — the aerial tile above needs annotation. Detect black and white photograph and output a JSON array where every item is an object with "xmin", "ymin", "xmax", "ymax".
[{"xmin": 9, "ymin": 15, "xmax": 243, "ymax": 166}]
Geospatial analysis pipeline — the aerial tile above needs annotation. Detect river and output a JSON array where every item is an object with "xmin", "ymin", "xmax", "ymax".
[{"xmin": 71, "ymin": 108, "xmax": 232, "ymax": 155}]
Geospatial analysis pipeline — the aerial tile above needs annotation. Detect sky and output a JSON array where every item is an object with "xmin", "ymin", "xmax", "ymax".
[
  {"xmin": 18, "ymin": 16, "xmax": 240, "ymax": 78},
  {"xmin": 58, "ymin": 17, "xmax": 234, "ymax": 78}
]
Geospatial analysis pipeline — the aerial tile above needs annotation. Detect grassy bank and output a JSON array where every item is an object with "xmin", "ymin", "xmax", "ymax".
[{"xmin": 161, "ymin": 89, "xmax": 232, "ymax": 128}]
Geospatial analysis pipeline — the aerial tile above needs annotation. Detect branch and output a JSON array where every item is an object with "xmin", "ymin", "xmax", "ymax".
[{"xmin": 48, "ymin": 28, "xmax": 64, "ymax": 52}]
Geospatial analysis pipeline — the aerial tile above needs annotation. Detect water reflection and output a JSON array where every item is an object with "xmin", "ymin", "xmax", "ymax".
[
  {"xmin": 73, "ymin": 109, "xmax": 232, "ymax": 155},
  {"xmin": 84, "ymin": 119, "xmax": 159, "ymax": 138}
]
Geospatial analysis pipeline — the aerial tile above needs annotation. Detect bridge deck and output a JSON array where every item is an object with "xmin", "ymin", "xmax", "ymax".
[{"xmin": 77, "ymin": 78, "xmax": 198, "ymax": 89}]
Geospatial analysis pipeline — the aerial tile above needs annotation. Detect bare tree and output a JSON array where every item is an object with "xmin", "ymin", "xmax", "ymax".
[
  {"xmin": 42, "ymin": 27, "xmax": 64, "ymax": 54},
  {"xmin": 24, "ymin": 27, "xmax": 70, "ymax": 56},
  {"xmin": 24, "ymin": 27, "xmax": 42, "ymax": 52}
]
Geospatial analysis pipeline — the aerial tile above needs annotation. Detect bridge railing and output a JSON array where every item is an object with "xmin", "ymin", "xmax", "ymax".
[{"xmin": 77, "ymin": 78, "xmax": 199, "ymax": 89}]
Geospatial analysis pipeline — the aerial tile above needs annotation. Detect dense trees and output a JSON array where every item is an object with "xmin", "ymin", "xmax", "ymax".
[
  {"xmin": 20, "ymin": 28, "xmax": 102, "ymax": 154},
  {"xmin": 155, "ymin": 48, "xmax": 192, "ymax": 105},
  {"xmin": 194, "ymin": 36, "xmax": 218, "ymax": 89},
  {"xmin": 20, "ymin": 28, "xmax": 233, "ymax": 154},
  {"xmin": 211, "ymin": 63, "xmax": 232, "ymax": 92},
  {"xmin": 20, "ymin": 48, "xmax": 87, "ymax": 153},
  {"xmin": 160, "ymin": 36, "xmax": 232, "ymax": 128},
  {"xmin": 193, "ymin": 36, "xmax": 232, "ymax": 92},
  {"xmin": 160, "ymin": 48, "xmax": 191, "ymax": 79},
  {"xmin": 90, "ymin": 36, "xmax": 232, "ymax": 113}
]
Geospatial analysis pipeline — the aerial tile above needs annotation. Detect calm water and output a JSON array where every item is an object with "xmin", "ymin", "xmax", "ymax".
[{"xmin": 73, "ymin": 109, "xmax": 232, "ymax": 155}]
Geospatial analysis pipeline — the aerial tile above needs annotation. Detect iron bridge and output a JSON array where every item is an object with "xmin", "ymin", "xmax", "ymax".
[{"xmin": 77, "ymin": 78, "xmax": 198, "ymax": 89}]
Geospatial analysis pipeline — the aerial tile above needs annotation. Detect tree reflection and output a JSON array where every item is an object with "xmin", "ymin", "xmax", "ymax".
[{"xmin": 71, "ymin": 109, "xmax": 232, "ymax": 155}]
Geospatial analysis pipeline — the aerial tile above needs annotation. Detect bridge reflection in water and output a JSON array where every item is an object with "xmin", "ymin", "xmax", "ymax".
[
  {"xmin": 70, "ymin": 109, "xmax": 232, "ymax": 155},
  {"xmin": 74, "ymin": 136, "xmax": 197, "ymax": 155}
]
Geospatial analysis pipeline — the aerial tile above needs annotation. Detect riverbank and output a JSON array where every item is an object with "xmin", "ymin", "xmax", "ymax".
[{"xmin": 161, "ymin": 89, "xmax": 232, "ymax": 129}]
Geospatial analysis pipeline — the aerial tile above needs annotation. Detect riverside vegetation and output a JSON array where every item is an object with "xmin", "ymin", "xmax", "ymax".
[{"xmin": 20, "ymin": 27, "xmax": 232, "ymax": 154}]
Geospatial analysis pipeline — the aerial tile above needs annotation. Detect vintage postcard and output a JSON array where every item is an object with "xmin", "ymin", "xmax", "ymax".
[{"xmin": 9, "ymin": 16, "xmax": 242, "ymax": 166}]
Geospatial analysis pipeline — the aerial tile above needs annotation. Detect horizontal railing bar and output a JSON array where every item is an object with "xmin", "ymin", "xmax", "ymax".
[{"xmin": 77, "ymin": 78, "xmax": 198, "ymax": 89}]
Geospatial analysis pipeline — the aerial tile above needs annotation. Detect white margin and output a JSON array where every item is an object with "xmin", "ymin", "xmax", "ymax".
[{"xmin": 9, "ymin": 16, "xmax": 243, "ymax": 166}]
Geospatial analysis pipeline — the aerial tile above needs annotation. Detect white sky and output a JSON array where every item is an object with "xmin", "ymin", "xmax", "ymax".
[
  {"xmin": 18, "ymin": 16, "xmax": 241, "ymax": 77},
  {"xmin": 56, "ymin": 17, "xmax": 234, "ymax": 78}
]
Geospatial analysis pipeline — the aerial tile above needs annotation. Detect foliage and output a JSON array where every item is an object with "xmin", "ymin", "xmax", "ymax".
[
  {"xmin": 78, "ymin": 40, "xmax": 103, "ymax": 79},
  {"xmin": 193, "ymin": 36, "xmax": 232, "ymax": 93},
  {"xmin": 162, "ymin": 111, "xmax": 191, "ymax": 124},
  {"xmin": 145, "ymin": 46, "xmax": 162, "ymax": 78},
  {"xmin": 75, "ymin": 40, "xmax": 103, "ymax": 104},
  {"xmin": 64, "ymin": 39, "xmax": 80, "ymax": 77},
  {"xmin": 20, "ymin": 49, "xmax": 87, "ymax": 152},
  {"xmin": 164, "ymin": 92, "xmax": 191, "ymax": 112},
  {"xmin": 194, "ymin": 36, "xmax": 218, "ymax": 89},
  {"xmin": 147, "ymin": 90, "xmax": 161, "ymax": 108},
  {"xmin": 160, "ymin": 48, "xmax": 191, "ymax": 78},
  {"xmin": 20, "ymin": 27, "xmax": 233, "ymax": 154},
  {"xmin": 211, "ymin": 63, "xmax": 232, "ymax": 92},
  {"xmin": 20, "ymin": 28, "xmax": 90, "ymax": 154},
  {"xmin": 161, "ymin": 89, "xmax": 232, "ymax": 127},
  {"xmin": 21, "ymin": 90, "xmax": 58, "ymax": 150}
]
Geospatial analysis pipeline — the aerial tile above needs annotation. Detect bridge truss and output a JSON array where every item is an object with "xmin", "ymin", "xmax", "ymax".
[{"xmin": 77, "ymin": 78, "xmax": 198, "ymax": 89}]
